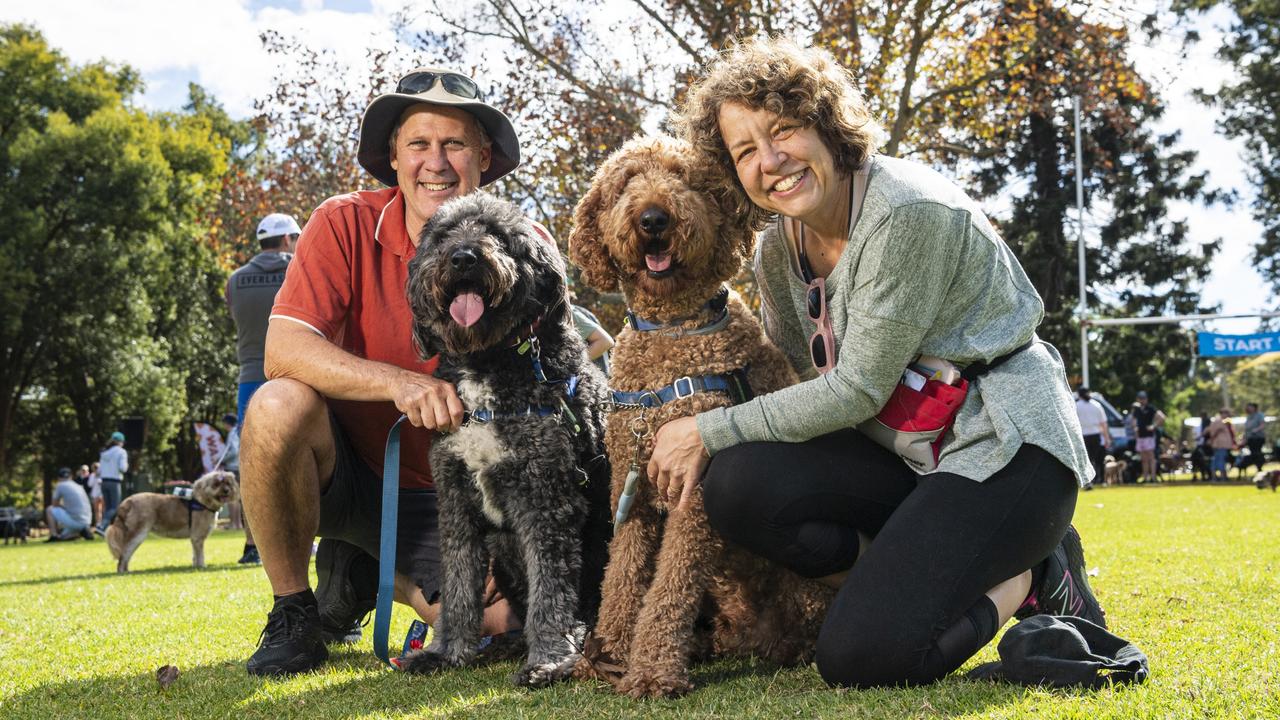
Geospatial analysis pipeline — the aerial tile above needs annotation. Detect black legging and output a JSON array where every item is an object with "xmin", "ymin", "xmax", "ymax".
[
  {"xmin": 1244, "ymin": 437, "xmax": 1267, "ymax": 472},
  {"xmin": 1083, "ymin": 434, "xmax": 1106, "ymax": 484},
  {"xmin": 703, "ymin": 428, "xmax": 1077, "ymax": 688}
]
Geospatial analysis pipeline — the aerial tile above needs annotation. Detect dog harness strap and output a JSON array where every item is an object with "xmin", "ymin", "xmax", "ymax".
[
  {"xmin": 611, "ymin": 369, "xmax": 753, "ymax": 407},
  {"xmin": 373, "ymin": 414, "xmax": 408, "ymax": 667},
  {"xmin": 461, "ymin": 374, "xmax": 582, "ymax": 432},
  {"xmin": 185, "ymin": 499, "xmax": 208, "ymax": 530},
  {"xmin": 465, "ymin": 405, "xmax": 560, "ymax": 423}
]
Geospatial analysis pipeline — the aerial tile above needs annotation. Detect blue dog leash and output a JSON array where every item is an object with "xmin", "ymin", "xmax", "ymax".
[
  {"xmin": 372, "ymin": 335, "xmax": 587, "ymax": 665},
  {"xmin": 372, "ymin": 394, "xmax": 582, "ymax": 667},
  {"xmin": 373, "ymin": 414, "xmax": 407, "ymax": 666}
]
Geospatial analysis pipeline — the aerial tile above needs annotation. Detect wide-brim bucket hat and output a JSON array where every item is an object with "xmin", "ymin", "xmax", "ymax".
[{"xmin": 358, "ymin": 66, "xmax": 520, "ymax": 188}]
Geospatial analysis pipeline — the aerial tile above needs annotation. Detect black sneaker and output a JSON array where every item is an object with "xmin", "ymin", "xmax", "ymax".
[
  {"xmin": 315, "ymin": 539, "xmax": 377, "ymax": 645},
  {"xmin": 79, "ymin": 528, "xmax": 95, "ymax": 541},
  {"xmin": 246, "ymin": 600, "xmax": 328, "ymax": 676},
  {"xmin": 1016, "ymin": 525, "xmax": 1108, "ymax": 629},
  {"xmin": 238, "ymin": 546, "xmax": 261, "ymax": 565}
]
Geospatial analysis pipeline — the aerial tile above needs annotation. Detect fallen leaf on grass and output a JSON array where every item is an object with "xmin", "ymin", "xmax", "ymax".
[
  {"xmin": 1166, "ymin": 596, "xmax": 1188, "ymax": 604},
  {"xmin": 1088, "ymin": 567, "xmax": 1100, "ymax": 577},
  {"xmin": 156, "ymin": 665, "xmax": 179, "ymax": 689}
]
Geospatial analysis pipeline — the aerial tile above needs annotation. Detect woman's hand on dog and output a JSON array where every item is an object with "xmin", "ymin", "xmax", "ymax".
[
  {"xmin": 649, "ymin": 416, "xmax": 710, "ymax": 510},
  {"xmin": 391, "ymin": 372, "xmax": 465, "ymax": 432}
]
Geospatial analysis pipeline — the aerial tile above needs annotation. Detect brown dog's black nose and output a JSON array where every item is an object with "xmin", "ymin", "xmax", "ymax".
[
  {"xmin": 639, "ymin": 207, "xmax": 669, "ymax": 235},
  {"xmin": 450, "ymin": 248, "xmax": 478, "ymax": 271}
]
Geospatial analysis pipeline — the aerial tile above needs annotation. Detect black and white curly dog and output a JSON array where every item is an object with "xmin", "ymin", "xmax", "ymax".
[{"xmin": 402, "ymin": 191, "xmax": 612, "ymax": 687}]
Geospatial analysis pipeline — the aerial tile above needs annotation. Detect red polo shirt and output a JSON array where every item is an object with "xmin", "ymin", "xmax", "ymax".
[{"xmin": 271, "ymin": 187, "xmax": 437, "ymax": 488}]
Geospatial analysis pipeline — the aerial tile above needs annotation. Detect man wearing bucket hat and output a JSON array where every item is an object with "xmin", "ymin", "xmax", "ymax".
[
  {"xmin": 225, "ymin": 212, "xmax": 301, "ymax": 565},
  {"xmin": 94, "ymin": 431, "xmax": 128, "ymax": 534},
  {"xmin": 242, "ymin": 66, "xmax": 526, "ymax": 676}
]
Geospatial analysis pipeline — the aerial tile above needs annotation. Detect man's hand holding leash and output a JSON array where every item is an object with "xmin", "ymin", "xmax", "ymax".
[{"xmin": 390, "ymin": 371, "xmax": 463, "ymax": 432}]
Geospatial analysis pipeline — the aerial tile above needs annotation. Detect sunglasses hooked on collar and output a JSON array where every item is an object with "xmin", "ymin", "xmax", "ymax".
[
  {"xmin": 805, "ymin": 277, "xmax": 836, "ymax": 374},
  {"xmin": 396, "ymin": 71, "xmax": 484, "ymax": 101},
  {"xmin": 794, "ymin": 219, "xmax": 836, "ymax": 374}
]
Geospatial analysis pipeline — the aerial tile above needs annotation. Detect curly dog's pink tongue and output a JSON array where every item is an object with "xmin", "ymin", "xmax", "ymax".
[
  {"xmin": 449, "ymin": 292, "xmax": 485, "ymax": 327},
  {"xmin": 645, "ymin": 254, "xmax": 672, "ymax": 272}
]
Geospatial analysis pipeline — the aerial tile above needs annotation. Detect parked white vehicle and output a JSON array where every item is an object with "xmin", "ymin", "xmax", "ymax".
[{"xmin": 1091, "ymin": 393, "xmax": 1129, "ymax": 454}]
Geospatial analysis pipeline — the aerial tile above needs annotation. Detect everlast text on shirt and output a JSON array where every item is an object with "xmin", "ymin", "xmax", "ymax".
[{"xmin": 237, "ymin": 273, "xmax": 287, "ymax": 288}]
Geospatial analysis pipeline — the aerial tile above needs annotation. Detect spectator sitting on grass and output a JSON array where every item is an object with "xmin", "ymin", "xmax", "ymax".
[{"xmin": 46, "ymin": 468, "xmax": 93, "ymax": 542}]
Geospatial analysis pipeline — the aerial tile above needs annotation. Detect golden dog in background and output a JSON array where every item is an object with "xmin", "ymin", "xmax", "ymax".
[{"xmin": 106, "ymin": 470, "xmax": 239, "ymax": 572}]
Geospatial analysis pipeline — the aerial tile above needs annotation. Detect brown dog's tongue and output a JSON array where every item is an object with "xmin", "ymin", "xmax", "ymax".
[
  {"xmin": 449, "ymin": 292, "xmax": 485, "ymax": 327},
  {"xmin": 645, "ymin": 254, "xmax": 672, "ymax": 272}
]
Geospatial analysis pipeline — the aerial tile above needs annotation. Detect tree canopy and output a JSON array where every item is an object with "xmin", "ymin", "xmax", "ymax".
[
  {"xmin": 1178, "ymin": 1, "xmax": 1280, "ymax": 297},
  {"xmin": 0, "ymin": 24, "xmax": 232, "ymax": 498}
]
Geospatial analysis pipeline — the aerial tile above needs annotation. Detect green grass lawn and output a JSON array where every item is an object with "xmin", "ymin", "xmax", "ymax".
[{"xmin": 3, "ymin": 482, "xmax": 1278, "ymax": 719}]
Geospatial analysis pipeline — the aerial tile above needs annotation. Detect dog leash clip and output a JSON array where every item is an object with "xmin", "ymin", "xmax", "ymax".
[
  {"xmin": 517, "ymin": 335, "xmax": 551, "ymax": 383},
  {"xmin": 614, "ymin": 412, "xmax": 650, "ymax": 529}
]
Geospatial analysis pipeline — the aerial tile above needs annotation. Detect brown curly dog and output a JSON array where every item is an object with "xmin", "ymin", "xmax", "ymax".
[{"xmin": 568, "ymin": 135, "xmax": 832, "ymax": 698}]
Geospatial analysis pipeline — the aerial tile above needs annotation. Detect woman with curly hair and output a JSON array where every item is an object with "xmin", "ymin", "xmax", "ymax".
[{"xmin": 648, "ymin": 37, "xmax": 1107, "ymax": 688}]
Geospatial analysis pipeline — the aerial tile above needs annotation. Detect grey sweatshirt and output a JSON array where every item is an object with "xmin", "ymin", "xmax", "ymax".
[
  {"xmin": 696, "ymin": 155, "xmax": 1091, "ymax": 486},
  {"xmin": 226, "ymin": 251, "xmax": 293, "ymax": 383}
]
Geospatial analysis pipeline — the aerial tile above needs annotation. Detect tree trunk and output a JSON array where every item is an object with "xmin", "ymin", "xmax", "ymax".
[
  {"xmin": 1027, "ymin": 109, "xmax": 1069, "ymax": 312},
  {"xmin": 0, "ymin": 379, "xmax": 14, "ymax": 477}
]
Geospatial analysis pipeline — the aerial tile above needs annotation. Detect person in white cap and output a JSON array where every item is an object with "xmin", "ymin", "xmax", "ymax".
[
  {"xmin": 242, "ymin": 67, "xmax": 527, "ymax": 676},
  {"xmin": 228, "ymin": 213, "xmax": 300, "ymax": 422},
  {"xmin": 224, "ymin": 213, "xmax": 300, "ymax": 565}
]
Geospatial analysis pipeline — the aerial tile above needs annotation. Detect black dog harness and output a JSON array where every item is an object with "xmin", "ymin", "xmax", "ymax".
[
  {"xmin": 612, "ymin": 286, "xmax": 754, "ymax": 407},
  {"xmin": 186, "ymin": 499, "xmax": 210, "ymax": 530}
]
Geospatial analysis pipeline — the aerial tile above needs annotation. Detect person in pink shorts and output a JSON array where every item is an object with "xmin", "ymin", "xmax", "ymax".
[{"xmin": 1132, "ymin": 391, "xmax": 1166, "ymax": 483}]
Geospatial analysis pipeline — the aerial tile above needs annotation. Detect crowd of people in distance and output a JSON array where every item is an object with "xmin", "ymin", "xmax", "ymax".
[
  {"xmin": 1075, "ymin": 386, "xmax": 1269, "ymax": 486},
  {"xmin": 43, "ymin": 431, "xmax": 128, "ymax": 541}
]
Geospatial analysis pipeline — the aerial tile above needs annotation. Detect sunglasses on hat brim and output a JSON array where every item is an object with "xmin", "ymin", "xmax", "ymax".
[{"xmin": 396, "ymin": 71, "xmax": 484, "ymax": 101}]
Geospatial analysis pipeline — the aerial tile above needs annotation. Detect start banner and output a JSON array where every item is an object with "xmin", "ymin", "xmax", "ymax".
[
  {"xmin": 193, "ymin": 422, "xmax": 226, "ymax": 473},
  {"xmin": 1197, "ymin": 331, "xmax": 1280, "ymax": 357}
]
